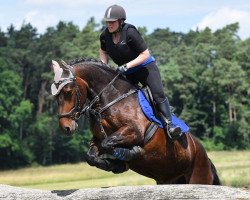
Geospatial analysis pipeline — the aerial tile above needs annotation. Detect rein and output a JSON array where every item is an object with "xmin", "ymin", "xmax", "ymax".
[{"xmin": 79, "ymin": 73, "xmax": 120, "ymax": 117}]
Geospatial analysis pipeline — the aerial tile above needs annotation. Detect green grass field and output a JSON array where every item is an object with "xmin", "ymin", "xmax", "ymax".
[{"xmin": 0, "ymin": 151, "xmax": 249, "ymax": 190}]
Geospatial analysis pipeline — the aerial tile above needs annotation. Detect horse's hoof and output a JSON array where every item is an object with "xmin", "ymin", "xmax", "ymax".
[
  {"xmin": 111, "ymin": 161, "xmax": 129, "ymax": 174},
  {"xmin": 84, "ymin": 154, "xmax": 96, "ymax": 166}
]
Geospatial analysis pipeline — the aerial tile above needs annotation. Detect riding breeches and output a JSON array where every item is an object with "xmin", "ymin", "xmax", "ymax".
[{"xmin": 125, "ymin": 62, "xmax": 167, "ymax": 104}]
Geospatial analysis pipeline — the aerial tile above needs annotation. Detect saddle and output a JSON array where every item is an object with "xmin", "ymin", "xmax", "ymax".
[{"xmin": 138, "ymin": 86, "xmax": 189, "ymax": 144}]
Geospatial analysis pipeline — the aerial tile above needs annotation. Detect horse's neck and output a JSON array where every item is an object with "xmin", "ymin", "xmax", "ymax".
[{"xmin": 76, "ymin": 64, "xmax": 133, "ymax": 102}]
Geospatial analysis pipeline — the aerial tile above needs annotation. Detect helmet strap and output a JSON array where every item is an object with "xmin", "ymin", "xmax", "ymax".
[{"xmin": 113, "ymin": 19, "xmax": 124, "ymax": 33}]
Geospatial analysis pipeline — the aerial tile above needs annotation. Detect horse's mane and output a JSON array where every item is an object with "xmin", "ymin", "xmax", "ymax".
[
  {"xmin": 68, "ymin": 57, "xmax": 133, "ymax": 88},
  {"xmin": 68, "ymin": 57, "xmax": 117, "ymax": 75}
]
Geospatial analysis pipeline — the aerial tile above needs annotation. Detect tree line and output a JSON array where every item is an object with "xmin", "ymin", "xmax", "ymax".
[{"xmin": 0, "ymin": 18, "xmax": 249, "ymax": 169}]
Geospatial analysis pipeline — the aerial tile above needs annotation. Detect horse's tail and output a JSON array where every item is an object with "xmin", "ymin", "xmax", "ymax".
[{"xmin": 209, "ymin": 159, "xmax": 221, "ymax": 185}]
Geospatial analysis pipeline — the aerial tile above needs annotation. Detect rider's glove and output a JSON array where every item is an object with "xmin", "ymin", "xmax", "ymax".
[{"xmin": 116, "ymin": 64, "xmax": 128, "ymax": 74}]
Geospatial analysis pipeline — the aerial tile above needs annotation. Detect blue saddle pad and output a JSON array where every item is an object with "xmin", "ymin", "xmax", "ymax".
[{"xmin": 138, "ymin": 90, "xmax": 189, "ymax": 133}]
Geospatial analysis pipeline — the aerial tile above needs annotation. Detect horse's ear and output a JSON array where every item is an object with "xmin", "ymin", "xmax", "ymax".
[
  {"xmin": 51, "ymin": 60, "xmax": 61, "ymax": 72},
  {"xmin": 51, "ymin": 60, "xmax": 63, "ymax": 83},
  {"xmin": 60, "ymin": 59, "xmax": 69, "ymax": 71}
]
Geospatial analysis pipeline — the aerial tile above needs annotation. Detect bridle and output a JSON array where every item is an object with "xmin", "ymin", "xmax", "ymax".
[
  {"xmin": 57, "ymin": 66, "xmax": 137, "ymax": 137},
  {"xmin": 57, "ymin": 64, "xmax": 119, "ymax": 120},
  {"xmin": 57, "ymin": 77, "xmax": 83, "ymax": 120}
]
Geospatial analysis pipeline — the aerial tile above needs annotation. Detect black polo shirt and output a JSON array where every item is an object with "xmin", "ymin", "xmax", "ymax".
[{"xmin": 100, "ymin": 23, "xmax": 147, "ymax": 66}]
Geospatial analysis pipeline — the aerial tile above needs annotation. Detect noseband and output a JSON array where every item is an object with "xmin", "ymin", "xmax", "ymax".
[{"xmin": 57, "ymin": 77, "xmax": 83, "ymax": 120}]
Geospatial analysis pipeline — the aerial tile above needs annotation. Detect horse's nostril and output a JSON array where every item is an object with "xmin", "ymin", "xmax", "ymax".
[{"xmin": 64, "ymin": 126, "xmax": 71, "ymax": 133}]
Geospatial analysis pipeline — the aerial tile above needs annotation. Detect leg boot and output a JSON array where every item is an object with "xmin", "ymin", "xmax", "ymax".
[{"xmin": 157, "ymin": 98, "xmax": 182, "ymax": 139}]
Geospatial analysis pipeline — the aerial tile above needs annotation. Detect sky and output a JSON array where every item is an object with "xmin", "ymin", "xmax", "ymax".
[{"xmin": 1, "ymin": 0, "xmax": 250, "ymax": 39}]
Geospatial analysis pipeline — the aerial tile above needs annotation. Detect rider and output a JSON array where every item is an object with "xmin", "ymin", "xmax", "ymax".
[{"xmin": 99, "ymin": 4, "xmax": 181, "ymax": 139}]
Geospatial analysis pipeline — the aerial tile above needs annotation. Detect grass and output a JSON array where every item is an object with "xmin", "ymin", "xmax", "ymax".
[
  {"xmin": 0, "ymin": 164, "xmax": 155, "ymax": 190},
  {"xmin": 0, "ymin": 151, "xmax": 249, "ymax": 190},
  {"xmin": 207, "ymin": 151, "xmax": 250, "ymax": 187}
]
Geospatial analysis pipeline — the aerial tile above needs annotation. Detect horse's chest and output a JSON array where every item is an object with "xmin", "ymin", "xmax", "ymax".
[{"xmin": 90, "ymin": 116, "xmax": 115, "ymax": 139}]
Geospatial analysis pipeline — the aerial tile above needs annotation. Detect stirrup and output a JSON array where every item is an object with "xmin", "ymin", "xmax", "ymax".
[
  {"xmin": 168, "ymin": 126, "xmax": 182, "ymax": 139},
  {"xmin": 163, "ymin": 125, "xmax": 182, "ymax": 140}
]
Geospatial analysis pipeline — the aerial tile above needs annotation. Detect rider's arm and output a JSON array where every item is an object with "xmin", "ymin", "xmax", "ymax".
[
  {"xmin": 126, "ymin": 49, "xmax": 150, "ymax": 69},
  {"xmin": 125, "ymin": 27, "xmax": 150, "ymax": 69},
  {"xmin": 99, "ymin": 30, "xmax": 109, "ymax": 64},
  {"xmin": 99, "ymin": 48, "xmax": 109, "ymax": 64}
]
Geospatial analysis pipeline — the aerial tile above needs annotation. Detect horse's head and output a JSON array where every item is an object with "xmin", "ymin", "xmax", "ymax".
[{"xmin": 51, "ymin": 60, "xmax": 88, "ymax": 135}]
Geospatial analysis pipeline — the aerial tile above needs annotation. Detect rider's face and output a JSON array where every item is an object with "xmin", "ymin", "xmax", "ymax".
[{"xmin": 106, "ymin": 20, "xmax": 119, "ymax": 33}]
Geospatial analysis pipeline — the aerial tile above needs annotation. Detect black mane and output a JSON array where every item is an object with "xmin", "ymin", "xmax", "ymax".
[
  {"xmin": 68, "ymin": 57, "xmax": 117, "ymax": 75},
  {"xmin": 68, "ymin": 57, "xmax": 131, "ymax": 87}
]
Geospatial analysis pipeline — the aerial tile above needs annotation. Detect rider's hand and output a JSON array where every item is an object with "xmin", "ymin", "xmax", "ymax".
[{"xmin": 116, "ymin": 64, "xmax": 128, "ymax": 74}]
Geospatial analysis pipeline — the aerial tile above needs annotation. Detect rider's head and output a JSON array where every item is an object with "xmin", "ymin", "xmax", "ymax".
[{"xmin": 104, "ymin": 5, "xmax": 126, "ymax": 33}]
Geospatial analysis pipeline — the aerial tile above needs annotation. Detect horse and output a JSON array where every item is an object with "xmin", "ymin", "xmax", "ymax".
[{"xmin": 50, "ymin": 58, "xmax": 221, "ymax": 185}]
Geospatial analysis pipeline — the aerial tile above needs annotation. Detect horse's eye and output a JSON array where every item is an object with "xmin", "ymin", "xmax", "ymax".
[
  {"xmin": 57, "ymin": 94, "xmax": 64, "ymax": 105},
  {"xmin": 63, "ymin": 87, "xmax": 73, "ymax": 100},
  {"xmin": 63, "ymin": 85, "xmax": 73, "ymax": 94}
]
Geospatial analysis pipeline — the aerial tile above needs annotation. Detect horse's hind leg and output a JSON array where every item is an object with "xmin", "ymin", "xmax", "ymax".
[
  {"xmin": 188, "ymin": 143, "xmax": 214, "ymax": 184},
  {"xmin": 209, "ymin": 159, "xmax": 221, "ymax": 185}
]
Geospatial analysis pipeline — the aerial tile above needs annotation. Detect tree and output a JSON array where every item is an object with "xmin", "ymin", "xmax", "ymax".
[{"xmin": 0, "ymin": 58, "xmax": 33, "ymax": 168}]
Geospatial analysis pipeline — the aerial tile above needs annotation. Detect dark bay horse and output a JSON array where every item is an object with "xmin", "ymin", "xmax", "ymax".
[{"xmin": 51, "ymin": 58, "xmax": 220, "ymax": 185}]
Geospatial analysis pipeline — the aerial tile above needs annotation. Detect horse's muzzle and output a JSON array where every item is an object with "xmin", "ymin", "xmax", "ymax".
[{"xmin": 59, "ymin": 119, "xmax": 78, "ymax": 135}]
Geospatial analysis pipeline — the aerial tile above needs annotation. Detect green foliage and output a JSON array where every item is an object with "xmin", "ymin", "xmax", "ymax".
[
  {"xmin": 52, "ymin": 130, "xmax": 91, "ymax": 164},
  {"xmin": 0, "ymin": 18, "xmax": 249, "ymax": 169},
  {"xmin": 9, "ymin": 100, "xmax": 33, "ymax": 129},
  {"xmin": 201, "ymin": 138, "xmax": 225, "ymax": 151},
  {"xmin": 0, "ymin": 134, "xmax": 33, "ymax": 169},
  {"xmin": 28, "ymin": 113, "xmax": 54, "ymax": 165}
]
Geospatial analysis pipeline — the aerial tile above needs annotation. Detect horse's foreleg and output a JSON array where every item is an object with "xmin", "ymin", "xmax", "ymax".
[
  {"xmin": 101, "ymin": 126, "xmax": 145, "ymax": 161},
  {"xmin": 85, "ymin": 139, "xmax": 100, "ymax": 167},
  {"xmin": 85, "ymin": 138, "xmax": 128, "ymax": 173},
  {"xmin": 102, "ymin": 126, "xmax": 143, "ymax": 148}
]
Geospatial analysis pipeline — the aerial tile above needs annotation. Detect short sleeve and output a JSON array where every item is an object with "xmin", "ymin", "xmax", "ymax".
[
  {"xmin": 126, "ymin": 27, "xmax": 147, "ymax": 53},
  {"xmin": 100, "ymin": 31, "xmax": 106, "ymax": 51}
]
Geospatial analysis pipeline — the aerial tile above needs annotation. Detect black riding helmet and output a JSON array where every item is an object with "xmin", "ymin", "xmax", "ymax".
[{"xmin": 104, "ymin": 5, "xmax": 126, "ymax": 22}]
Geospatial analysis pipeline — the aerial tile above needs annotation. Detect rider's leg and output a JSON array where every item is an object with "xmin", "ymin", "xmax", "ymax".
[
  {"xmin": 134, "ymin": 63, "xmax": 182, "ymax": 139},
  {"xmin": 157, "ymin": 98, "xmax": 182, "ymax": 139}
]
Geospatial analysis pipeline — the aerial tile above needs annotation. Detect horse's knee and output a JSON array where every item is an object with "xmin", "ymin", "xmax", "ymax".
[
  {"xmin": 101, "ymin": 135, "xmax": 125, "ymax": 149},
  {"xmin": 101, "ymin": 126, "xmax": 144, "ymax": 150}
]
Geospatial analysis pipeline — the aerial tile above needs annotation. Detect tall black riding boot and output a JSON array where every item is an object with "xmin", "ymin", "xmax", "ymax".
[{"xmin": 157, "ymin": 98, "xmax": 182, "ymax": 139}]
